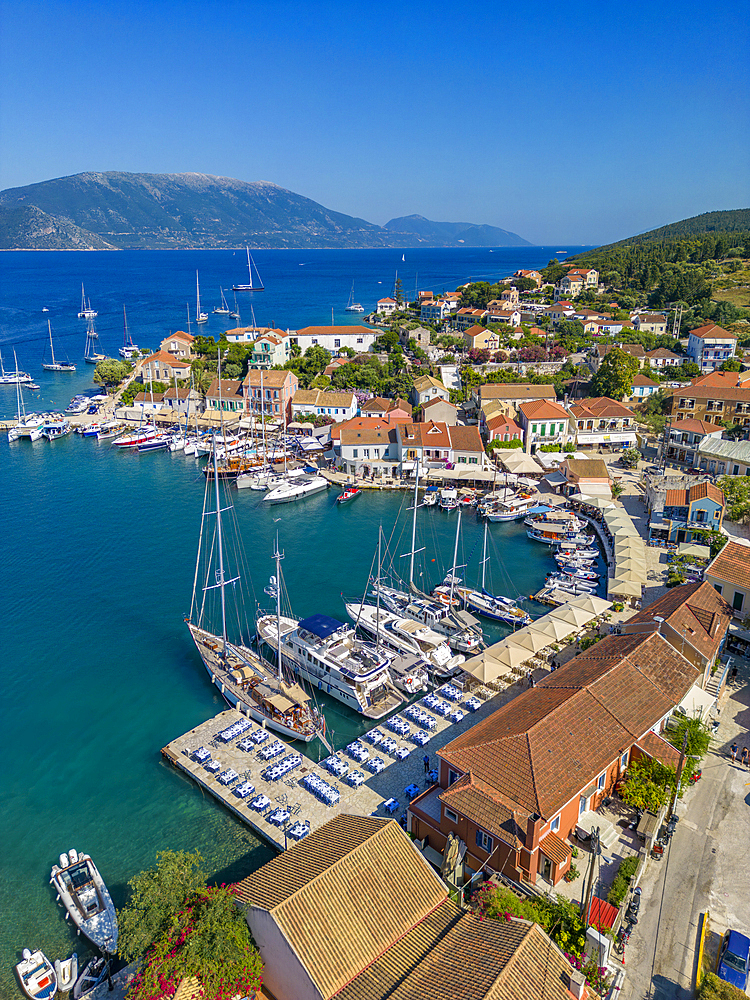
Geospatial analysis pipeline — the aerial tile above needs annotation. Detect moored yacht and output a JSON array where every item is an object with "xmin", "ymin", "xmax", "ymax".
[
  {"xmin": 263, "ymin": 474, "xmax": 329, "ymax": 504},
  {"xmin": 50, "ymin": 850, "xmax": 118, "ymax": 953},
  {"xmin": 256, "ymin": 612, "xmax": 402, "ymax": 718},
  {"xmin": 112, "ymin": 424, "xmax": 158, "ymax": 448},
  {"xmin": 370, "ymin": 582, "xmax": 482, "ymax": 653}
]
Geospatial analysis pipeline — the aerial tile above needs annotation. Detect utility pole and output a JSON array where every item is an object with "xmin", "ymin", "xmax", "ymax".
[
  {"xmin": 667, "ymin": 731, "xmax": 689, "ymax": 821},
  {"xmin": 581, "ymin": 827, "xmax": 600, "ymax": 926}
]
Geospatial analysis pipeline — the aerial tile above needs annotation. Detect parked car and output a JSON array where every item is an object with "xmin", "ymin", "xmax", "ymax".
[{"xmin": 717, "ymin": 929, "xmax": 750, "ymax": 991}]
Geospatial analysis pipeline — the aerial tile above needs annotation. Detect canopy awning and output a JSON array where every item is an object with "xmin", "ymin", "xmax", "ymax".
[
  {"xmin": 608, "ymin": 577, "xmax": 642, "ymax": 597},
  {"xmin": 677, "ymin": 684, "xmax": 715, "ymax": 721},
  {"xmin": 678, "ymin": 542, "xmax": 711, "ymax": 560},
  {"xmin": 575, "ymin": 483, "xmax": 612, "ymax": 497},
  {"xmin": 495, "ymin": 453, "xmax": 542, "ymax": 474},
  {"xmin": 577, "ymin": 496, "xmax": 617, "ymax": 510},
  {"xmin": 612, "ymin": 566, "xmax": 647, "ymax": 582},
  {"xmin": 544, "ymin": 471, "xmax": 568, "ymax": 487},
  {"xmin": 507, "ymin": 625, "xmax": 554, "ymax": 654},
  {"xmin": 549, "ymin": 604, "xmax": 596, "ymax": 629},
  {"xmin": 566, "ymin": 595, "xmax": 613, "ymax": 616},
  {"xmin": 528, "ymin": 616, "xmax": 575, "ymax": 642}
]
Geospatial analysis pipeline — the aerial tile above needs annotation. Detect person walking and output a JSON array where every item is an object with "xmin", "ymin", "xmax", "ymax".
[
  {"xmin": 742, "ymin": 747, "xmax": 749, "ymax": 768},
  {"xmin": 729, "ymin": 665, "xmax": 738, "ymax": 685},
  {"xmin": 730, "ymin": 742, "xmax": 738, "ymax": 762},
  {"xmin": 423, "ymin": 754, "xmax": 430, "ymax": 773}
]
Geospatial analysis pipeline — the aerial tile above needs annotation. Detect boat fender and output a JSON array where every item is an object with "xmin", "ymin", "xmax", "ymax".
[{"xmin": 22, "ymin": 948, "xmax": 31, "ymax": 960}]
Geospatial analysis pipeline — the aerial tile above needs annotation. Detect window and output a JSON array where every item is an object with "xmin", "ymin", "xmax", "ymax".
[
  {"xmin": 532, "ymin": 423, "xmax": 538, "ymax": 434},
  {"xmin": 733, "ymin": 591, "xmax": 745, "ymax": 612},
  {"xmin": 475, "ymin": 829, "xmax": 493, "ymax": 853},
  {"xmin": 448, "ymin": 769, "xmax": 460, "ymax": 786},
  {"xmin": 445, "ymin": 808, "xmax": 458, "ymax": 823},
  {"xmin": 334, "ymin": 339, "xmax": 340, "ymax": 348},
  {"xmin": 550, "ymin": 815, "xmax": 560, "ymax": 833},
  {"xmin": 352, "ymin": 449, "xmax": 358, "ymax": 458},
  {"xmin": 597, "ymin": 772, "xmax": 606, "ymax": 791},
  {"xmin": 620, "ymin": 751, "xmax": 629, "ymax": 770},
  {"xmin": 312, "ymin": 338, "xmax": 318, "ymax": 345},
  {"xmin": 357, "ymin": 337, "xmax": 363, "ymax": 344}
]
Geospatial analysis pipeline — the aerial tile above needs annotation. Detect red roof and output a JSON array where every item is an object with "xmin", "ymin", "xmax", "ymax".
[
  {"xmin": 587, "ymin": 897, "xmax": 619, "ymax": 931},
  {"xmin": 690, "ymin": 323, "xmax": 737, "ymax": 341},
  {"xmin": 518, "ymin": 398, "xmax": 569, "ymax": 421}
]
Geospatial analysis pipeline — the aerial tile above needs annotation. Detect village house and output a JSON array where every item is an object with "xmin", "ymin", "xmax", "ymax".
[
  {"xmin": 455, "ymin": 307, "xmax": 489, "ymax": 331},
  {"xmin": 628, "ymin": 372, "xmax": 660, "ymax": 403},
  {"xmin": 516, "ymin": 398, "xmax": 573, "ymax": 454},
  {"xmin": 545, "ymin": 302, "xmax": 575, "ymax": 325},
  {"xmin": 359, "ymin": 396, "xmax": 412, "ymax": 422},
  {"xmin": 290, "ymin": 388, "xmax": 357, "ymax": 424},
  {"xmin": 442, "ymin": 291, "xmax": 462, "ymax": 310},
  {"xmin": 667, "ymin": 371, "xmax": 750, "ymax": 426},
  {"xmin": 411, "ymin": 374, "xmax": 450, "ymax": 407},
  {"xmin": 662, "ymin": 418, "xmax": 723, "ymax": 468},
  {"xmin": 249, "ymin": 329, "xmax": 290, "ymax": 368},
  {"xmin": 138, "ymin": 350, "xmax": 192, "ymax": 383},
  {"xmin": 159, "ymin": 330, "xmax": 195, "ymax": 358},
  {"xmin": 418, "ymin": 290, "xmax": 433, "ymax": 301},
  {"xmin": 462, "ymin": 325, "xmax": 501, "ymax": 352},
  {"xmin": 568, "ymin": 267, "xmax": 599, "ymax": 287},
  {"xmin": 162, "ymin": 384, "xmax": 204, "ymax": 416},
  {"xmin": 205, "ymin": 378, "xmax": 246, "ymax": 413},
  {"xmin": 567, "ymin": 397, "xmax": 637, "ymax": 449},
  {"xmin": 234, "ymin": 814, "xmax": 582, "ymax": 1000},
  {"xmin": 558, "ymin": 457, "xmax": 612, "ymax": 498},
  {"xmin": 244, "ymin": 369, "xmax": 299, "ymax": 422},
  {"xmin": 705, "ymin": 541, "xmax": 750, "ymax": 618},
  {"xmin": 398, "ymin": 324, "xmax": 431, "ymax": 348},
  {"xmin": 646, "ymin": 346, "xmax": 682, "ymax": 368},
  {"xmin": 696, "ymin": 436, "xmax": 750, "ymax": 477},
  {"xmin": 475, "ymin": 382, "xmax": 557, "ymax": 420},
  {"xmin": 131, "ymin": 390, "xmax": 164, "ymax": 414},
  {"xmin": 687, "ymin": 324, "xmax": 738, "ymax": 371},
  {"xmin": 396, "ymin": 421, "xmax": 487, "ymax": 473},
  {"xmin": 420, "ymin": 299, "xmax": 451, "ymax": 323},
  {"xmin": 513, "ymin": 268, "xmax": 543, "ymax": 287},
  {"xmin": 290, "ymin": 325, "xmax": 377, "ymax": 354},
  {"xmin": 484, "ymin": 413, "xmax": 524, "ymax": 445},
  {"xmin": 409, "ymin": 630, "xmax": 698, "ymax": 888},
  {"xmin": 337, "ymin": 421, "xmax": 399, "ymax": 477},
  {"xmin": 223, "ymin": 325, "xmax": 271, "ymax": 344},
  {"xmin": 323, "ymin": 357, "xmax": 352, "ymax": 378},
  {"xmin": 418, "ymin": 397, "xmax": 458, "ymax": 425},
  {"xmin": 647, "ymin": 480, "xmax": 725, "ymax": 544},
  {"xmin": 554, "ymin": 274, "xmax": 583, "ymax": 299},
  {"xmin": 376, "ymin": 297, "xmax": 399, "ymax": 315},
  {"xmin": 632, "ymin": 312, "xmax": 669, "ymax": 335},
  {"xmin": 485, "ymin": 304, "xmax": 521, "ymax": 326},
  {"xmin": 589, "ymin": 343, "xmax": 647, "ymax": 372}
]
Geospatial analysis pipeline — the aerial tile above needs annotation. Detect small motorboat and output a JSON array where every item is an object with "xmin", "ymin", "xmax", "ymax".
[
  {"xmin": 50, "ymin": 851, "xmax": 118, "ymax": 953},
  {"xmin": 15, "ymin": 949, "xmax": 57, "ymax": 1000},
  {"xmin": 337, "ymin": 486, "xmax": 361, "ymax": 503},
  {"xmin": 558, "ymin": 565, "xmax": 600, "ymax": 581},
  {"xmin": 421, "ymin": 490, "xmax": 438, "ymax": 507},
  {"xmin": 54, "ymin": 955, "xmax": 78, "ymax": 993},
  {"xmin": 72, "ymin": 957, "xmax": 108, "ymax": 1000},
  {"xmin": 546, "ymin": 573, "xmax": 597, "ymax": 593}
]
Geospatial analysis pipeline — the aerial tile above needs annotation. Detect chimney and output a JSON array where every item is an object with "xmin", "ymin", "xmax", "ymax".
[
  {"xmin": 568, "ymin": 969, "xmax": 587, "ymax": 999},
  {"xmin": 525, "ymin": 813, "xmax": 542, "ymax": 850}
]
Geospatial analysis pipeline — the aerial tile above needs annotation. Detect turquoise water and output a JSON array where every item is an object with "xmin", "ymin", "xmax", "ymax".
[{"xmin": 0, "ymin": 248, "xmax": 595, "ymax": 993}]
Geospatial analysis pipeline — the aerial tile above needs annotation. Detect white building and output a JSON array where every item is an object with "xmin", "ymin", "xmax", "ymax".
[
  {"xmin": 687, "ymin": 324, "xmax": 738, "ymax": 371},
  {"xmin": 420, "ymin": 300, "xmax": 450, "ymax": 323},
  {"xmin": 290, "ymin": 389, "xmax": 357, "ymax": 423},
  {"xmin": 290, "ymin": 326, "xmax": 377, "ymax": 354},
  {"xmin": 376, "ymin": 298, "xmax": 399, "ymax": 315}
]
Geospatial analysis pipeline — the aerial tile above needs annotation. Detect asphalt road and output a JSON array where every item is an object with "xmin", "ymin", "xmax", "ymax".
[{"xmin": 621, "ymin": 674, "xmax": 750, "ymax": 999}]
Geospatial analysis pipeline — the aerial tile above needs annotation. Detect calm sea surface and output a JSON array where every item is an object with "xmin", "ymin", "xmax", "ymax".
[{"xmin": 0, "ymin": 246, "xmax": 597, "ymax": 990}]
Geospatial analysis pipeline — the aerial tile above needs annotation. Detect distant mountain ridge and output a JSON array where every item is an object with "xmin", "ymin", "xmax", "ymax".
[
  {"xmin": 0, "ymin": 171, "xmax": 532, "ymax": 250},
  {"xmin": 383, "ymin": 214, "xmax": 530, "ymax": 247}
]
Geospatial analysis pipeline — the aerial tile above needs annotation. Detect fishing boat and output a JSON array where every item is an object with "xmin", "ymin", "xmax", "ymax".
[
  {"xmin": 337, "ymin": 485, "xmax": 361, "ymax": 503},
  {"xmin": 195, "ymin": 271, "xmax": 208, "ymax": 325},
  {"xmin": 54, "ymin": 955, "xmax": 78, "ymax": 994},
  {"xmin": 186, "ymin": 454, "xmax": 326, "ymax": 743},
  {"xmin": 72, "ymin": 957, "xmax": 108, "ymax": 1000},
  {"xmin": 77, "ymin": 284, "xmax": 97, "ymax": 319},
  {"xmin": 83, "ymin": 317, "xmax": 106, "ymax": 365},
  {"xmin": 213, "ymin": 288, "xmax": 231, "ymax": 315},
  {"xmin": 233, "ymin": 246, "xmax": 264, "ymax": 291},
  {"xmin": 42, "ymin": 320, "xmax": 76, "ymax": 371},
  {"xmin": 344, "ymin": 281, "xmax": 365, "ymax": 313},
  {"xmin": 0, "ymin": 348, "xmax": 34, "ymax": 385},
  {"xmin": 50, "ymin": 850, "xmax": 118, "ymax": 953},
  {"xmin": 482, "ymin": 494, "xmax": 545, "ymax": 522},
  {"xmin": 118, "ymin": 306, "xmax": 139, "ymax": 358},
  {"xmin": 263, "ymin": 474, "xmax": 329, "ymax": 504},
  {"xmin": 257, "ymin": 609, "xmax": 403, "ymax": 718},
  {"xmin": 15, "ymin": 950, "xmax": 57, "ymax": 1000},
  {"xmin": 41, "ymin": 418, "xmax": 72, "ymax": 441}
]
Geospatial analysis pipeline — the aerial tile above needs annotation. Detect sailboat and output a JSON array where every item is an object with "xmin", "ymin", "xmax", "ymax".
[
  {"xmin": 7, "ymin": 353, "xmax": 45, "ymax": 441},
  {"xmin": 42, "ymin": 320, "xmax": 76, "ymax": 371},
  {"xmin": 229, "ymin": 292, "xmax": 240, "ymax": 321},
  {"xmin": 0, "ymin": 348, "xmax": 34, "ymax": 385},
  {"xmin": 195, "ymin": 271, "xmax": 208, "ymax": 325},
  {"xmin": 118, "ymin": 306, "xmax": 139, "ymax": 358},
  {"xmin": 344, "ymin": 281, "xmax": 365, "ymax": 313},
  {"xmin": 232, "ymin": 247, "xmax": 264, "ymax": 291},
  {"xmin": 213, "ymin": 288, "xmax": 231, "ymax": 315},
  {"xmin": 83, "ymin": 316, "xmax": 106, "ymax": 365},
  {"xmin": 185, "ymin": 448, "xmax": 325, "ymax": 743},
  {"xmin": 77, "ymin": 283, "xmax": 97, "ymax": 319}
]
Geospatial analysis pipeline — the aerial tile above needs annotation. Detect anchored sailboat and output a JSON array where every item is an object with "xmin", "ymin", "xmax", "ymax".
[
  {"xmin": 77, "ymin": 283, "xmax": 97, "ymax": 319},
  {"xmin": 233, "ymin": 247, "xmax": 264, "ymax": 291},
  {"xmin": 83, "ymin": 316, "xmax": 106, "ymax": 365},
  {"xmin": 118, "ymin": 306, "xmax": 139, "ymax": 358},
  {"xmin": 42, "ymin": 320, "xmax": 76, "ymax": 371},
  {"xmin": 195, "ymin": 271, "xmax": 208, "ymax": 325},
  {"xmin": 344, "ymin": 281, "xmax": 365, "ymax": 313},
  {"xmin": 213, "ymin": 288, "xmax": 231, "ymax": 315}
]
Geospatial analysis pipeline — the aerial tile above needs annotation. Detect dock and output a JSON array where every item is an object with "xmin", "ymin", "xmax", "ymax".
[{"xmin": 161, "ymin": 680, "xmax": 516, "ymax": 851}]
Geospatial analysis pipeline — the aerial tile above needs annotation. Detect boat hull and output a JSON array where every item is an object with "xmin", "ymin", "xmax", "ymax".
[{"xmin": 50, "ymin": 855, "xmax": 118, "ymax": 953}]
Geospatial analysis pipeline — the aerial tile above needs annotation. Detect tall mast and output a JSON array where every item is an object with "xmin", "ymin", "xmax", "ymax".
[
  {"xmin": 48, "ymin": 320, "xmax": 55, "ymax": 365},
  {"xmin": 196, "ymin": 270, "xmax": 201, "ymax": 321},
  {"xmin": 449, "ymin": 509, "xmax": 462, "ymax": 604},
  {"xmin": 246, "ymin": 247, "xmax": 252, "ymax": 289},
  {"xmin": 376, "ymin": 526, "xmax": 382, "ymax": 652},
  {"xmin": 409, "ymin": 464, "xmax": 420, "ymax": 588},
  {"xmin": 273, "ymin": 533, "xmax": 284, "ymax": 681},
  {"xmin": 213, "ymin": 442, "xmax": 228, "ymax": 652},
  {"xmin": 480, "ymin": 520, "xmax": 489, "ymax": 591},
  {"xmin": 186, "ymin": 303, "xmax": 192, "ymax": 335}
]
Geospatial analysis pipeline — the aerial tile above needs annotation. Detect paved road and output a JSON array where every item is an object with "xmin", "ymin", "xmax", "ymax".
[{"xmin": 621, "ymin": 675, "xmax": 750, "ymax": 999}]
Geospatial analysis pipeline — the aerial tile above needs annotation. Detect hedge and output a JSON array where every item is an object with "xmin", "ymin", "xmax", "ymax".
[{"xmin": 607, "ymin": 856, "xmax": 639, "ymax": 907}]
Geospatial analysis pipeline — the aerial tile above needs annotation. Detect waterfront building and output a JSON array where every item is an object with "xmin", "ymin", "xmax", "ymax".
[
  {"xmin": 290, "ymin": 325, "xmax": 377, "ymax": 354},
  {"xmin": 336, "ymin": 421, "xmax": 399, "ymax": 477},
  {"xmin": 205, "ymin": 378, "xmax": 246, "ymax": 413},
  {"xmin": 396, "ymin": 420, "xmax": 487, "ymax": 473},
  {"xmin": 516, "ymin": 398, "xmax": 573, "ymax": 454},
  {"xmin": 667, "ymin": 371, "xmax": 750, "ymax": 426},
  {"xmin": 408, "ymin": 630, "xmax": 698, "ymax": 888},
  {"xmin": 687, "ymin": 323, "xmax": 737, "ymax": 371},
  {"xmin": 705, "ymin": 541, "xmax": 750, "ymax": 618},
  {"xmin": 163, "ymin": 385, "xmax": 204, "ymax": 416},
  {"xmin": 420, "ymin": 299, "xmax": 450, "ymax": 323},
  {"xmin": 244, "ymin": 369, "xmax": 299, "ymax": 422},
  {"xmin": 567, "ymin": 396, "xmax": 637, "ymax": 449},
  {"xmin": 160, "ymin": 330, "xmax": 195, "ymax": 358},
  {"xmin": 557, "ymin": 457, "xmax": 612, "ymax": 498},
  {"xmin": 290, "ymin": 388, "xmax": 357, "ymax": 423},
  {"xmin": 234, "ymin": 814, "xmax": 581, "ymax": 1000},
  {"xmin": 138, "ymin": 351, "xmax": 192, "ymax": 383},
  {"xmin": 376, "ymin": 297, "xmax": 399, "ymax": 315}
]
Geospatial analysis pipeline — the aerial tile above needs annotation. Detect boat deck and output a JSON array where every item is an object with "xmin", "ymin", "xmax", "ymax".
[{"xmin": 161, "ymin": 679, "xmax": 512, "ymax": 852}]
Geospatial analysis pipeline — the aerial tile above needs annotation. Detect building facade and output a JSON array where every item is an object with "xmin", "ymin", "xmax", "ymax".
[
  {"xmin": 244, "ymin": 369, "xmax": 299, "ymax": 422},
  {"xmin": 687, "ymin": 324, "xmax": 737, "ymax": 371},
  {"xmin": 705, "ymin": 541, "xmax": 750, "ymax": 618},
  {"xmin": 568, "ymin": 397, "xmax": 637, "ymax": 449},
  {"xmin": 290, "ymin": 388, "xmax": 357, "ymax": 423}
]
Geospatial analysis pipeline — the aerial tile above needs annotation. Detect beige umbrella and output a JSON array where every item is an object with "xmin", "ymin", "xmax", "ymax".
[
  {"xmin": 608, "ymin": 577, "xmax": 642, "ymax": 597},
  {"xmin": 508, "ymin": 626, "xmax": 553, "ymax": 654},
  {"xmin": 528, "ymin": 616, "xmax": 574, "ymax": 643},
  {"xmin": 612, "ymin": 566, "xmax": 646, "ymax": 582},
  {"xmin": 578, "ymin": 496, "xmax": 617, "ymax": 511},
  {"xmin": 616, "ymin": 556, "xmax": 648, "ymax": 572},
  {"xmin": 612, "ymin": 524, "xmax": 640, "ymax": 537},
  {"xmin": 567, "ymin": 595, "xmax": 613, "ymax": 616},
  {"xmin": 549, "ymin": 604, "xmax": 596, "ymax": 629}
]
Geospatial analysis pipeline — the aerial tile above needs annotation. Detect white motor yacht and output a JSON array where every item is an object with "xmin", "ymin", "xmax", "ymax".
[
  {"xmin": 263, "ymin": 474, "xmax": 329, "ymax": 504},
  {"xmin": 370, "ymin": 583, "xmax": 482, "ymax": 653},
  {"xmin": 345, "ymin": 603, "xmax": 464, "ymax": 679},
  {"xmin": 50, "ymin": 851, "xmax": 118, "ymax": 953}
]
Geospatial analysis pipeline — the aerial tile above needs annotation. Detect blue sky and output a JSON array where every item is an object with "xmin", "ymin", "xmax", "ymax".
[{"xmin": 1, "ymin": 0, "xmax": 747, "ymax": 244}]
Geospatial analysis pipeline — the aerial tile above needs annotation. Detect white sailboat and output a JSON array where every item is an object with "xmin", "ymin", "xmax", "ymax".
[
  {"xmin": 213, "ymin": 287, "xmax": 231, "ymax": 315},
  {"xmin": 195, "ymin": 271, "xmax": 208, "ymax": 325},
  {"xmin": 233, "ymin": 247, "xmax": 264, "ymax": 291},
  {"xmin": 118, "ymin": 306, "xmax": 139, "ymax": 358},
  {"xmin": 83, "ymin": 317, "xmax": 106, "ymax": 365},
  {"xmin": 0, "ymin": 347, "xmax": 34, "ymax": 385},
  {"xmin": 77, "ymin": 284, "xmax": 97, "ymax": 319},
  {"xmin": 186, "ymin": 445, "xmax": 325, "ymax": 743},
  {"xmin": 344, "ymin": 281, "xmax": 365, "ymax": 313},
  {"xmin": 42, "ymin": 320, "xmax": 76, "ymax": 371}
]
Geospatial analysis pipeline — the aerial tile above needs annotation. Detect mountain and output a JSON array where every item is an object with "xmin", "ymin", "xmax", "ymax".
[
  {"xmin": 0, "ymin": 171, "xmax": 532, "ymax": 250},
  {"xmin": 384, "ymin": 214, "xmax": 531, "ymax": 246}
]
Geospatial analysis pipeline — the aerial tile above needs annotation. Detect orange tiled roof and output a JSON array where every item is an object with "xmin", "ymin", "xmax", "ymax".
[
  {"xmin": 518, "ymin": 398, "xmax": 569, "ymax": 421},
  {"xmin": 707, "ymin": 540, "xmax": 750, "ymax": 590},
  {"xmin": 625, "ymin": 581, "xmax": 732, "ymax": 662}
]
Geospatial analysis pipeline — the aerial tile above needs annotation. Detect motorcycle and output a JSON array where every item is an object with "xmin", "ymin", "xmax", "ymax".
[
  {"xmin": 615, "ymin": 919, "xmax": 635, "ymax": 954},
  {"xmin": 626, "ymin": 886, "xmax": 641, "ymax": 924}
]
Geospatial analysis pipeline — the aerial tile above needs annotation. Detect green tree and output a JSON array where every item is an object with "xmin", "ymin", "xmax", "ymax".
[
  {"xmin": 666, "ymin": 716, "xmax": 711, "ymax": 783},
  {"xmin": 394, "ymin": 276, "xmax": 404, "ymax": 306},
  {"xmin": 93, "ymin": 358, "xmax": 131, "ymax": 387},
  {"xmin": 374, "ymin": 329, "xmax": 399, "ymax": 353},
  {"xmin": 721, "ymin": 357, "xmax": 742, "ymax": 372},
  {"xmin": 590, "ymin": 347, "xmax": 639, "ymax": 399},
  {"xmin": 618, "ymin": 757, "xmax": 676, "ymax": 811},
  {"xmin": 716, "ymin": 475, "xmax": 750, "ymax": 522}
]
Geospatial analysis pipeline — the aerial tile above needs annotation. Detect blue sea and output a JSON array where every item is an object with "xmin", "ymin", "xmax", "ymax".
[{"xmin": 0, "ymin": 246, "xmax": 596, "ymax": 992}]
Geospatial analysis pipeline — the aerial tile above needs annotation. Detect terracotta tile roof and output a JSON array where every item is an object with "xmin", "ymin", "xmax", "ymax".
[
  {"xmin": 570, "ymin": 396, "xmax": 634, "ymax": 419},
  {"xmin": 413, "ymin": 375, "xmax": 447, "ymax": 392},
  {"xmin": 133, "ymin": 391, "xmax": 164, "ymax": 402},
  {"xmin": 439, "ymin": 773, "xmax": 526, "ymax": 848},
  {"xmin": 330, "ymin": 416, "xmax": 393, "ymax": 441},
  {"xmin": 670, "ymin": 383, "xmax": 750, "ymax": 403},
  {"xmin": 670, "ymin": 418, "xmax": 718, "ymax": 434},
  {"xmin": 518, "ymin": 398, "xmax": 569, "ymax": 421},
  {"xmin": 448, "ymin": 424, "xmax": 485, "ymax": 453},
  {"xmin": 163, "ymin": 385, "xmax": 197, "ymax": 399},
  {"xmin": 439, "ymin": 632, "xmax": 698, "ymax": 821},
  {"xmin": 625, "ymin": 582, "xmax": 732, "ymax": 662},
  {"xmin": 340, "ymin": 424, "xmax": 395, "ymax": 446},
  {"xmin": 361, "ymin": 396, "xmax": 392, "ymax": 412},
  {"xmin": 422, "ymin": 396, "xmax": 457, "ymax": 411},
  {"xmin": 464, "ymin": 324, "xmax": 491, "ymax": 338},
  {"xmin": 647, "ymin": 347, "xmax": 680, "ymax": 359},
  {"xmin": 690, "ymin": 323, "xmax": 737, "ymax": 340},
  {"xmin": 292, "ymin": 388, "xmax": 356, "ymax": 408},
  {"xmin": 596, "ymin": 343, "xmax": 646, "ymax": 359},
  {"xmin": 562, "ymin": 458, "xmax": 610, "ymax": 480},
  {"xmin": 140, "ymin": 350, "xmax": 191, "ymax": 367},
  {"xmin": 236, "ymin": 816, "xmax": 447, "ymax": 1000},
  {"xmin": 399, "ymin": 420, "xmax": 451, "ymax": 449},
  {"xmin": 486, "ymin": 415, "xmax": 523, "ymax": 435},
  {"xmin": 664, "ymin": 488, "xmax": 688, "ymax": 506},
  {"xmin": 636, "ymin": 731, "xmax": 682, "ymax": 768},
  {"xmin": 688, "ymin": 481, "xmax": 724, "ymax": 505},
  {"xmin": 539, "ymin": 831, "xmax": 572, "ymax": 866},
  {"xmin": 706, "ymin": 540, "xmax": 750, "ymax": 590},
  {"xmin": 206, "ymin": 378, "xmax": 243, "ymax": 399},
  {"xmin": 690, "ymin": 370, "xmax": 750, "ymax": 389},
  {"xmin": 480, "ymin": 384, "xmax": 557, "ymax": 402},
  {"xmin": 244, "ymin": 369, "xmax": 294, "ymax": 388},
  {"xmin": 633, "ymin": 373, "xmax": 658, "ymax": 387},
  {"xmin": 163, "ymin": 329, "xmax": 194, "ymax": 342}
]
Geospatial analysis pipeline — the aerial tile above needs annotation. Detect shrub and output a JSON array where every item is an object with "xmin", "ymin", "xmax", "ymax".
[
  {"xmin": 564, "ymin": 864, "xmax": 580, "ymax": 883},
  {"xmin": 699, "ymin": 972, "xmax": 747, "ymax": 1000},
  {"xmin": 607, "ymin": 856, "xmax": 639, "ymax": 907}
]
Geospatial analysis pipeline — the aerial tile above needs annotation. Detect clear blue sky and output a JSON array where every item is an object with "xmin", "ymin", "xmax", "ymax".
[{"xmin": 1, "ymin": 0, "xmax": 747, "ymax": 245}]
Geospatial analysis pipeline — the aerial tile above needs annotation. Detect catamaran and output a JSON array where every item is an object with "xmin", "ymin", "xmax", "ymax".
[
  {"xmin": 0, "ymin": 348, "xmax": 34, "ymax": 385},
  {"xmin": 42, "ymin": 320, "xmax": 76, "ymax": 371},
  {"xmin": 344, "ymin": 281, "xmax": 365, "ymax": 313},
  {"xmin": 195, "ymin": 271, "xmax": 208, "ymax": 324},
  {"xmin": 186, "ymin": 449, "xmax": 326, "ymax": 743},
  {"xmin": 233, "ymin": 247, "xmax": 264, "ymax": 291},
  {"xmin": 77, "ymin": 284, "xmax": 97, "ymax": 319}
]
